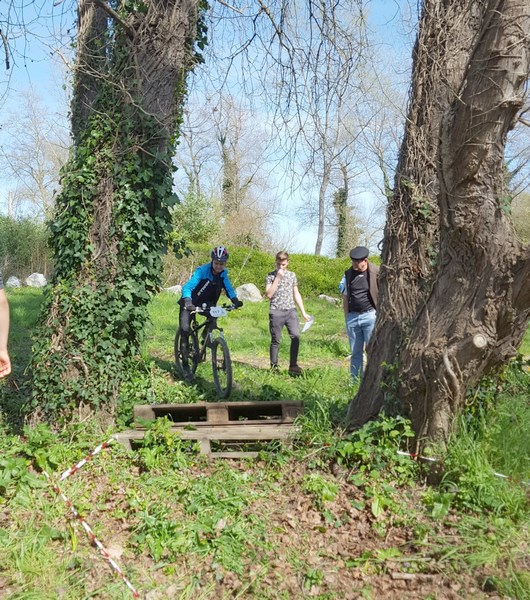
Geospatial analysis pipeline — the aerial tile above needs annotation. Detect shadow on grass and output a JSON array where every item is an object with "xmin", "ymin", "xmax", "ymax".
[
  {"xmin": 151, "ymin": 356, "xmax": 175, "ymax": 374},
  {"xmin": 0, "ymin": 376, "xmax": 30, "ymax": 434}
]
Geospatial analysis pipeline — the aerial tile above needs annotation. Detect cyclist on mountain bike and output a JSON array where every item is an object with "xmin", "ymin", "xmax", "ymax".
[{"xmin": 178, "ymin": 246, "xmax": 243, "ymax": 353}]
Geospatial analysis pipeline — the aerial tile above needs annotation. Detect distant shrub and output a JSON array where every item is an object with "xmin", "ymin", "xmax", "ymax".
[
  {"xmin": 162, "ymin": 243, "xmax": 381, "ymax": 297},
  {"xmin": 0, "ymin": 216, "xmax": 52, "ymax": 279},
  {"xmin": 171, "ymin": 191, "xmax": 220, "ymax": 244}
]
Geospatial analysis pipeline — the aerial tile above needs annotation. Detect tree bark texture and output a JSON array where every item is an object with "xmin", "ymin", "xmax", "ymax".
[
  {"xmin": 349, "ymin": 0, "xmax": 485, "ymax": 429},
  {"xmin": 401, "ymin": 0, "xmax": 530, "ymax": 441},
  {"xmin": 314, "ymin": 162, "xmax": 331, "ymax": 255},
  {"xmin": 71, "ymin": 0, "xmax": 108, "ymax": 143}
]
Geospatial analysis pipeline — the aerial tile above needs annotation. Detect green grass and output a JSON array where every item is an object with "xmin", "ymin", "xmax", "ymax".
[
  {"xmin": 0, "ymin": 287, "xmax": 529, "ymax": 599},
  {"xmin": 520, "ymin": 326, "xmax": 530, "ymax": 356},
  {"xmin": 6, "ymin": 287, "xmax": 43, "ymax": 370},
  {"xmin": 146, "ymin": 290, "xmax": 349, "ymax": 360}
]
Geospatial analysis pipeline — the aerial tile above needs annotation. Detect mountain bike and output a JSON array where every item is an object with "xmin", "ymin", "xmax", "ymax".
[{"xmin": 174, "ymin": 304, "xmax": 238, "ymax": 399}]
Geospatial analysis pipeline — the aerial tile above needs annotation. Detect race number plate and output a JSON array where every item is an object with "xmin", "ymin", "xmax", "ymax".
[{"xmin": 209, "ymin": 306, "xmax": 227, "ymax": 318}]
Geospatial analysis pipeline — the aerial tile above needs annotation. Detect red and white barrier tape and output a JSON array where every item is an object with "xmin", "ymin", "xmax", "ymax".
[
  {"xmin": 397, "ymin": 450, "xmax": 438, "ymax": 463},
  {"xmin": 58, "ymin": 439, "xmax": 114, "ymax": 481},
  {"xmin": 396, "ymin": 450, "xmax": 529, "ymax": 486},
  {"xmin": 43, "ymin": 440, "xmax": 140, "ymax": 598}
]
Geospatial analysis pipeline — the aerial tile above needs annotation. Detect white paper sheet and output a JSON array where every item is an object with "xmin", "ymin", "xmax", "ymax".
[{"xmin": 301, "ymin": 316, "xmax": 314, "ymax": 333}]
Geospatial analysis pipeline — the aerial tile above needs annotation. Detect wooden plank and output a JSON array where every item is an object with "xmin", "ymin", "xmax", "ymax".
[
  {"xmin": 137, "ymin": 423, "xmax": 294, "ymax": 440},
  {"xmin": 113, "ymin": 431, "xmax": 141, "ymax": 450},
  {"xmin": 207, "ymin": 405, "xmax": 229, "ymax": 423},
  {"xmin": 113, "ymin": 423, "xmax": 297, "ymax": 450},
  {"xmin": 133, "ymin": 405, "xmax": 156, "ymax": 421},
  {"xmin": 113, "ymin": 432, "xmax": 134, "ymax": 450},
  {"xmin": 199, "ymin": 438, "xmax": 211, "ymax": 455},
  {"xmin": 196, "ymin": 424, "xmax": 295, "ymax": 440}
]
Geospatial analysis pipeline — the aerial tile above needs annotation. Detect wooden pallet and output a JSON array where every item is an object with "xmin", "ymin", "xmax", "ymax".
[
  {"xmin": 133, "ymin": 400, "xmax": 303, "ymax": 425},
  {"xmin": 113, "ymin": 401, "xmax": 304, "ymax": 458}
]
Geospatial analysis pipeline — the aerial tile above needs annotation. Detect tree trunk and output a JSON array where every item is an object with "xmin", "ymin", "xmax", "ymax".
[
  {"xmin": 314, "ymin": 162, "xmax": 331, "ymax": 255},
  {"xmin": 333, "ymin": 165, "xmax": 349, "ymax": 257},
  {"xmin": 30, "ymin": 0, "xmax": 200, "ymax": 419},
  {"xmin": 71, "ymin": 0, "xmax": 107, "ymax": 143},
  {"xmin": 401, "ymin": 0, "xmax": 530, "ymax": 442},
  {"xmin": 348, "ymin": 0, "xmax": 530, "ymax": 444},
  {"xmin": 348, "ymin": 0, "xmax": 489, "ymax": 429}
]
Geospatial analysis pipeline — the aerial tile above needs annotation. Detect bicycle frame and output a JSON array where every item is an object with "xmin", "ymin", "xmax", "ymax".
[{"xmin": 189, "ymin": 309, "xmax": 225, "ymax": 361}]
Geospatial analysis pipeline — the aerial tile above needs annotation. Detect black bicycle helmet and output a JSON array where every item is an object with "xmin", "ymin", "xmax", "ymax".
[{"xmin": 211, "ymin": 245, "xmax": 229, "ymax": 262}]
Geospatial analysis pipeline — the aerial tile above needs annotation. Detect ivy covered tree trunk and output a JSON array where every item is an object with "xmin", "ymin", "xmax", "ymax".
[
  {"xmin": 30, "ymin": 0, "xmax": 202, "ymax": 419},
  {"xmin": 348, "ymin": 0, "xmax": 530, "ymax": 444}
]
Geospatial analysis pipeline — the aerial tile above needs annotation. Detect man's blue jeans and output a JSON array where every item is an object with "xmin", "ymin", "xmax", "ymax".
[{"xmin": 345, "ymin": 309, "xmax": 376, "ymax": 380}]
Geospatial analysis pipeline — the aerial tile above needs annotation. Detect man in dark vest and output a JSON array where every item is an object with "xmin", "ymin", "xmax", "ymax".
[{"xmin": 342, "ymin": 246, "xmax": 379, "ymax": 380}]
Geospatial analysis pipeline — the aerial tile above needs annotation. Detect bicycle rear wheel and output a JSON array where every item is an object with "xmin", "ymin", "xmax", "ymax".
[
  {"xmin": 174, "ymin": 329, "xmax": 199, "ymax": 381},
  {"xmin": 211, "ymin": 337, "xmax": 233, "ymax": 398}
]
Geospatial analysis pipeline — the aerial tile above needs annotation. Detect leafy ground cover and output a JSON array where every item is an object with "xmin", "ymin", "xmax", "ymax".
[{"xmin": 0, "ymin": 288, "xmax": 529, "ymax": 599}]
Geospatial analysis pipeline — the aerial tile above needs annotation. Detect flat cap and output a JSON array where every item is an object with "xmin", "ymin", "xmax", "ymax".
[{"xmin": 349, "ymin": 246, "xmax": 369, "ymax": 260}]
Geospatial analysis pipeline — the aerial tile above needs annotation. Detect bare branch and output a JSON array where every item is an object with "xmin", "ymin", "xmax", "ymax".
[
  {"xmin": 0, "ymin": 29, "xmax": 9, "ymax": 70},
  {"xmin": 91, "ymin": 0, "xmax": 135, "ymax": 39},
  {"xmin": 217, "ymin": 0, "xmax": 244, "ymax": 16},
  {"xmin": 257, "ymin": 0, "xmax": 282, "ymax": 38}
]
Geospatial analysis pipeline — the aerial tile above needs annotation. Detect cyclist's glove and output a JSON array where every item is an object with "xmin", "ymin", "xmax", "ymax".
[
  {"xmin": 231, "ymin": 297, "xmax": 243, "ymax": 309},
  {"xmin": 184, "ymin": 297, "xmax": 196, "ymax": 311}
]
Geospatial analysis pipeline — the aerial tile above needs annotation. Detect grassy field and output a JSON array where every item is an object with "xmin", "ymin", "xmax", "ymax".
[{"xmin": 0, "ymin": 287, "xmax": 529, "ymax": 599}]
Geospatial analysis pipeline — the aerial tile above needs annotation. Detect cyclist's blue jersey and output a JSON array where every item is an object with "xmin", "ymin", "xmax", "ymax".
[{"xmin": 180, "ymin": 262, "xmax": 237, "ymax": 307}]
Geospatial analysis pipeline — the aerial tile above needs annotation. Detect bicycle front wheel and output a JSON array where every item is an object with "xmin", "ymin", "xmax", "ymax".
[
  {"xmin": 211, "ymin": 337, "xmax": 233, "ymax": 399},
  {"xmin": 174, "ymin": 329, "xmax": 199, "ymax": 381}
]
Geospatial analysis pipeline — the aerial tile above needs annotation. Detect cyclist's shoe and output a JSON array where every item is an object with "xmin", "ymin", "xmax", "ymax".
[
  {"xmin": 270, "ymin": 363, "xmax": 280, "ymax": 373},
  {"xmin": 288, "ymin": 364, "xmax": 304, "ymax": 377}
]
